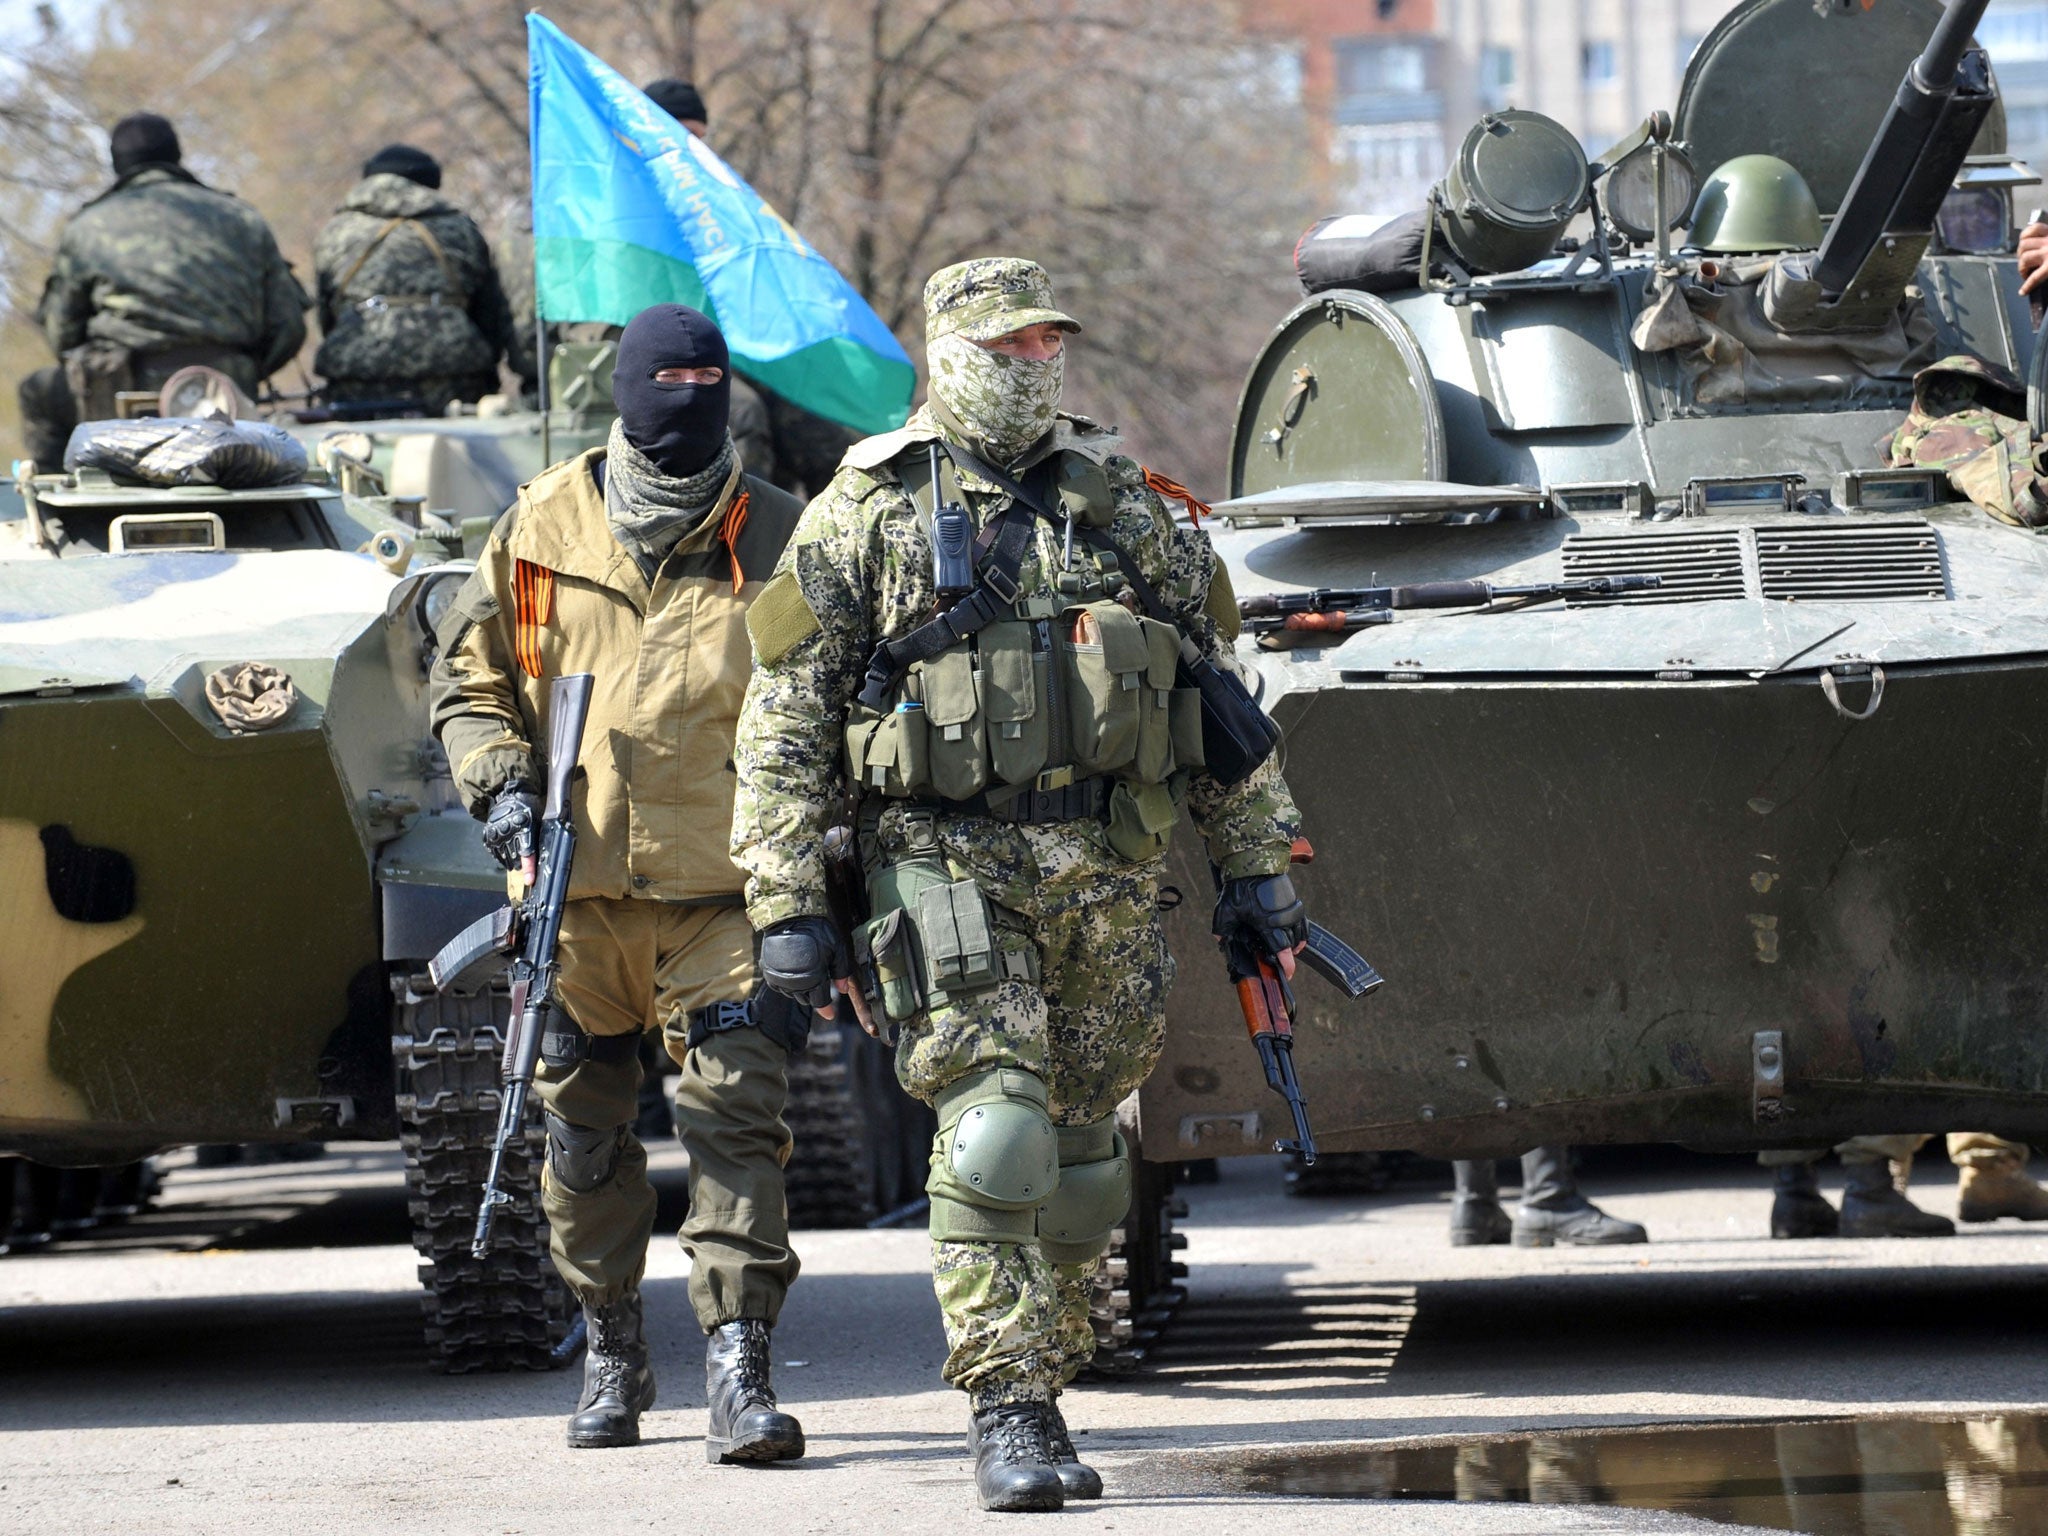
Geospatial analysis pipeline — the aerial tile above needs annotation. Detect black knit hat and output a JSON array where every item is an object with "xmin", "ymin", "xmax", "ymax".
[
  {"xmin": 642, "ymin": 78, "xmax": 708, "ymax": 126},
  {"xmin": 363, "ymin": 143, "xmax": 442, "ymax": 189},
  {"xmin": 109, "ymin": 113, "xmax": 181, "ymax": 176}
]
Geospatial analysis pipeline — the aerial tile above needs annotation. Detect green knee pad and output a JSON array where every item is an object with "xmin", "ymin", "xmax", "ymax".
[
  {"xmin": 927, "ymin": 1068, "xmax": 1059, "ymax": 1245},
  {"xmin": 1038, "ymin": 1119, "xmax": 1132, "ymax": 1264}
]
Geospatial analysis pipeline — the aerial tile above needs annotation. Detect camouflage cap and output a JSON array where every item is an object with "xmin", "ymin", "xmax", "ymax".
[{"xmin": 924, "ymin": 258, "xmax": 1081, "ymax": 343}]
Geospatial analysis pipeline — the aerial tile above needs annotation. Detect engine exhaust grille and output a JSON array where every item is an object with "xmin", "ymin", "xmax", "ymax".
[
  {"xmin": 1561, "ymin": 520, "xmax": 1946, "ymax": 604},
  {"xmin": 1753, "ymin": 522, "xmax": 1946, "ymax": 601},
  {"xmin": 1561, "ymin": 529, "xmax": 1746, "ymax": 603}
]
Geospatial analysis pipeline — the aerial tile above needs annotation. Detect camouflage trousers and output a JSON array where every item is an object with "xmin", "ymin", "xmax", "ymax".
[{"xmin": 874, "ymin": 804, "xmax": 1175, "ymax": 1408}]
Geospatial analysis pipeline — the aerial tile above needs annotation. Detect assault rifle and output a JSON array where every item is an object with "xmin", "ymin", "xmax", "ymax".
[
  {"xmin": 426, "ymin": 671, "xmax": 596, "ymax": 1260},
  {"xmin": 1238, "ymin": 574, "xmax": 1661, "ymax": 637},
  {"xmin": 1215, "ymin": 840, "xmax": 1383, "ymax": 1166}
]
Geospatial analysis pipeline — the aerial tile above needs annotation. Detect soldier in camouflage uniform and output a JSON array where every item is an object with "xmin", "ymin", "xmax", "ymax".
[
  {"xmin": 311, "ymin": 144, "xmax": 524, "ymax": 416},
  {"xmin": 731, "ymin": 258, "xmax": 1308, "ymax": 1512},
  {"xmin": 18, "ymin": 113, "xmax": 308, "ymax": 468}
]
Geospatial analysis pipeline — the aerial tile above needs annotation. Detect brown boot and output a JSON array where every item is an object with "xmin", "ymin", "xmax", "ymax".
[{"xmin": 1957, "ymin": 1155, "xmax": 2048, "ymax": 1223}]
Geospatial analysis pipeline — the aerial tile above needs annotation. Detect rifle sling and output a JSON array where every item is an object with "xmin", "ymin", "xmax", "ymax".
[{"xmin": 939, "ymin": 439, "xmax": 1182, "ymax": 631}]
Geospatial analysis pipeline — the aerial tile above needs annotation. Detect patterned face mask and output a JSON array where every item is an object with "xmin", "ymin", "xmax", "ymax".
[{"xmin": 927, "ymin": 331, "xmax": 1064, "ymax": 464}]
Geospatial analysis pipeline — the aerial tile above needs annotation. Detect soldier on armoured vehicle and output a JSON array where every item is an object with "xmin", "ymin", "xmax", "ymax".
[
  {"xmin": 312, "ymin": 144, "xmax": 528, "ymax": 417},
  {"xmin": 17, "ymin": 113, "xmax": 309, "ymax": 467}
]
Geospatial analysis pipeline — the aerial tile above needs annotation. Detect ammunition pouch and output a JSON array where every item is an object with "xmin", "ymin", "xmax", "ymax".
[
  {"xmin": 1038, "ymin": 1120, "xmax": 1133, "ymax": 1264},
  {"xmin": 866, "ymin": 826, "xmax": 1039, "ymax": 1022},
  {"xmin": 928, "ymin": 1068, "xmax": 1060, "ymax": 1244}
]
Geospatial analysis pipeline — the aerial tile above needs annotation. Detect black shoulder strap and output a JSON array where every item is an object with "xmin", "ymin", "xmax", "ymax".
[
  {"xmin": 853, "ymin": 479, "xmax": 1036, "ymax": 711},
  {"xmin": 942, "ymin": 439, "xmax": 1182, "ymax": 633}
]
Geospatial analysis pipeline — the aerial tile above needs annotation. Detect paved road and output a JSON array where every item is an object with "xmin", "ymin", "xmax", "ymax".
[{"xmin": 2, "ymin": 1147, "xmax": 2044, "ymax": 1535}]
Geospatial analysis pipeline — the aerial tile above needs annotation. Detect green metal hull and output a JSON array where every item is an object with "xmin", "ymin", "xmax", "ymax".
[
  {"xmin": 1151, "ymin": 656, "xmax": 2048, "ymax": 1160},
  {"xmin": 0, "ymin": 547, "xmax": 498, "ymax": 1165}
]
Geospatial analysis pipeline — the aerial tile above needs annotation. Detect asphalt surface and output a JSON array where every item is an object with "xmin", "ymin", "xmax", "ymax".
[{"xmin": 2, "ymin": 1147, "xmax": 2045, "ymax": 1535}]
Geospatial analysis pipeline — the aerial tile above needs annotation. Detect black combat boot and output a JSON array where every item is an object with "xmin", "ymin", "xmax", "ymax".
[
  {"xmin": 705, "ymin": 1319, "xmax": 805, "ymax": 1464},
  {"xmin": 1839, "ymin": 1159, "xmax": 1954, "ymax": 1238},
  {"xmin": 1038, "ymin": 1395, "xmax": 1102, "ymax": 1500},
  {"xmin": 1512, "ymin": 1146, "xmax": 1648, "ymax": 1247},
  {"xmin": 968, "ymin": 1401, "xmax": 1065, "ymax": 1512},
  {"xmin": 567, "ymin": 1293, "xmax": 657, "ymax": 1449},
  {"xmin": 1450, "ymin": 1158, "xmax": 1511, "ymax": 1246},
  {"xmin": 1770, "ymin": 1161, "xmax": 1838, "ymax": 1238}
]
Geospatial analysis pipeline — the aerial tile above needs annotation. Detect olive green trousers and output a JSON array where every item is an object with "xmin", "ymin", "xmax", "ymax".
[{"xmin": 532, "ymin": 898, "xmax": 799, "ymax": 1329}]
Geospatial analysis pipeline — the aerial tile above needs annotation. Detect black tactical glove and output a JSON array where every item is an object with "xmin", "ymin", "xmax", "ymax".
[
  {"xmin": 1213, "ymin": 872, "xmax": 1308, "ymax": 963},
  {"xmin": 758, "ymin": 916, "xmax": 850, "ymax": 1012},
  {"xmin": 480, "ymin": 787, "xmax": 542, "ymax": 871}
]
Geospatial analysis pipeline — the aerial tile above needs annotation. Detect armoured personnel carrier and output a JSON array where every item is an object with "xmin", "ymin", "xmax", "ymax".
[
  {"xmin": 0, "ymin": 423, "xmax": 566, "ymax": 1369},
  {"xmin": 1114, "ymin": 0, "xmax": 2048, "ymax": 1349}
]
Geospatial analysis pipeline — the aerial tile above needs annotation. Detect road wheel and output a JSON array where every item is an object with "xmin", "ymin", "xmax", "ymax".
[{"xmin": 392, "ymin": 972, "xmax": 569, "ymax": 1372}]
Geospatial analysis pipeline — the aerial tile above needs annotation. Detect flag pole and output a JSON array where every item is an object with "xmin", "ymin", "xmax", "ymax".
[{"xmin": 536, "ymin": 294, "xmax": 551, "ymax": 468}]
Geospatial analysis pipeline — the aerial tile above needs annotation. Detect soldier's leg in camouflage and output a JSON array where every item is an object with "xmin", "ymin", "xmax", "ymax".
[
  {"xmin": 1450, "ymin": 1158, "xmax": 1511, "ymax": 1246},
  {"xmin": 1512, "ymin": 1146, "xmax": 1648, "ymax": 1247},
  {"xmin": 887, "ymin": 820, "xmax": 1091, "ymax": 1510},
  {"xmin": 928, "ymin": 1069, "xmax": 1066, "ymax": 1512},
  {"xmin": 1759, "ymin": 1149, "xmax": 1837, "ymax": 1238},
  {"xmin": 1837, "ymin": 1134, "xmax": 1952, "ymax": 1237},
  {"xmin": 1031, "ymin": 863, "xmax": 1173, "ymax": 1502},
  {"xmin": 17, "ymin": 367, "xmax": 77, "ymax": 472},
  {"xmin": 657, "ymin": 904, "xmax": 804, "ymax": 1466},
  {"xmin": 1949, "ymin": 1133, "xmax": 2048, "ymax": 1222},
  {"xmin": 539, "ymin": 899, "xmax": 662, "ymax": 1448}
]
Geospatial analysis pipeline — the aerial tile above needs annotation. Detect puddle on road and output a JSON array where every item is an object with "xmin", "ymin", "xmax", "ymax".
[{"xmin": 1127, "ymin": 1417, "xmax": 2048, "ymax": 1534}]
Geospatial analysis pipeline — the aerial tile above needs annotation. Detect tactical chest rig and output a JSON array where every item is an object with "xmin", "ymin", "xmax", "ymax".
[{"xmin": 843, "ymin": 437, "xmax": 1279, "ymax": 858}]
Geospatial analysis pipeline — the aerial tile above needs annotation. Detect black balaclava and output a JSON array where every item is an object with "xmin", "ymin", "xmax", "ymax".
[
  {"xmin": 109, "ymin": 113, "xmax": 181, "ymax": 177},
  {"xmin": 643, "ymin": 78, "xmax": 708, "ymax": 126},
  {"xmin": 363, "ymin": 143, "xmax": 442, "ymax": 189},
  {"xmin": 612, "ymin": 304, "xmax": 731, "ymax": 478}
]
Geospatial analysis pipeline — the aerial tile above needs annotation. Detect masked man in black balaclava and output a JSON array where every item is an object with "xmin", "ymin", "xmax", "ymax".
[{"xmin": 432, "ymin": 304, "xmax": 812, "ymax": 1461}]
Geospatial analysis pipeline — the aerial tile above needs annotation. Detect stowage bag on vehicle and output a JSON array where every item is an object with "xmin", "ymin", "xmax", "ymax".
[{"xmin": 63, "ymin": 417, "xmax": 310, "ymax": 488}]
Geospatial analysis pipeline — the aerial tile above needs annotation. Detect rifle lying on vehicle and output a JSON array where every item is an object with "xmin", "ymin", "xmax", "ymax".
[
  {"xmin": 1238, "ymin": 575, "xmax": 1662, "ymax": 637},
  {"xmin": 425, "ymin": 671, "xmax": 596, "ymax": 1260},
  {"xmin": 1214, "ymin": 840, "xmax": 1383, "ymax": 1167}
]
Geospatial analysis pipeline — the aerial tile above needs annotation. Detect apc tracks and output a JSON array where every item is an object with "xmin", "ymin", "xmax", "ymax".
[
  {"xmin": 781, "ymin": 1021, "xmax": 936, "ymax": 1229},
  {"xmin": 392, "ymin": 975, "xmax": 570, "ymax": 1372},
  {"xmin": 1087, "ymin": 1135, "xmax": 1187, "ymax": 1376}
]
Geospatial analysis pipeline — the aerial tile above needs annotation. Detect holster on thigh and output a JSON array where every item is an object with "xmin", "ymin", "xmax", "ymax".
[
  {"xmin": 927, "ymin": 1068, "xmax": 1059, "ymax": 1246},
  {"xmin": 1038, "ymin": 1118, "xmax": 1132, "ymax": 1264}
]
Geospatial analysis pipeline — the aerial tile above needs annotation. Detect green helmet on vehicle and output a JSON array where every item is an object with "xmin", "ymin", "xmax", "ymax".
[{"xmin": 1687, "ymin": 153, "xmax": 1824, "ymax": 253}]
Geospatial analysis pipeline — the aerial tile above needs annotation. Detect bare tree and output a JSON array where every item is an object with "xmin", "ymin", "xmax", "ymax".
[{"xmin": 0, "ymin": 0, "xmax": 1315, "ymax": 484}]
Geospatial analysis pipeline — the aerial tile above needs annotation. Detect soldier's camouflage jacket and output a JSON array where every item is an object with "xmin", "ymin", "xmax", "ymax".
[
  {"xmin": 35, "ymin": 165, "xmax": 308, "ymax": 377},
  {"xmin": 731, "ymin": 406, "xmax": 1298, "ymax": 930},
  {"xmin": 312, "ymin": 174, "xmax": 518, "ymax": 394},
  {"xmin": 1888, "ymin": 353, "xmax": 2048, "ymax": 527}
]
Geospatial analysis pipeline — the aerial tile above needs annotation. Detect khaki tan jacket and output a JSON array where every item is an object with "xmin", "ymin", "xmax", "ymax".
[{"xmin": 431, "ymin": 446, "xmax": 802, "ymax": 904}]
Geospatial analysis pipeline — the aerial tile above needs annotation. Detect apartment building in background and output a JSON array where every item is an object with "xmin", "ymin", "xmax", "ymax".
[{"xmin": 1249, "ymin": 0, "xmax": 2048, "ymax": 218}]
